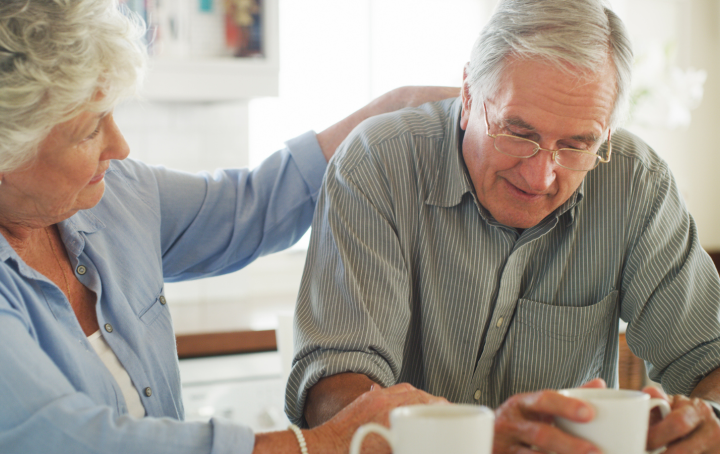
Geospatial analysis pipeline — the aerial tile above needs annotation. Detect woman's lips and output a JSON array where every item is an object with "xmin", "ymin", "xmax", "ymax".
[{"xmin": 88, "ymin": 171, "xmax": 106, "ymax": 184}]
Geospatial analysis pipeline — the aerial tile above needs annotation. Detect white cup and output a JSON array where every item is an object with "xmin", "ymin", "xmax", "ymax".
[
  {"xmin": 555, "ymin": 388, "xmax": 671, "ymax": 454},
  {"xmin": 349, "ymin": 403, "xmax": 494, "ymax": 454}
]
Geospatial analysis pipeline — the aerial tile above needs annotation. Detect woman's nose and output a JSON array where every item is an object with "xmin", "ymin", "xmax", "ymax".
[{"xmin": 100, "ymin": 114, "xmax": 130, "ymax": 161}]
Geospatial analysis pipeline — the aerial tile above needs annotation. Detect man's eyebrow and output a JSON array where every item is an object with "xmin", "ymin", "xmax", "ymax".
[
  {"xmin": 570, "ymin": 132, "xmax": 600, "ymax": 144},
  {"xmin": 503, "ymin": 116, "xmax": 601, "ymax": 145},
  {"xmin": 502, "ymin": 117, "xmax": 536, "ymax": 131}
]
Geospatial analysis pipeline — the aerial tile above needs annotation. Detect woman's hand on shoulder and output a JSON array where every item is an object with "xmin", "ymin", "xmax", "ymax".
[
  {"xmin": 317, "ymin": 86, "xmax": 460, "ymax": 162},
  {"xmin": 373, "ymin": 86, "xmax": 461, "ymax": 112}
]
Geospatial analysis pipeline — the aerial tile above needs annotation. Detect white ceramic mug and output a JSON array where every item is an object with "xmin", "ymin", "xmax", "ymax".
[
  {"xmin": 555, "ymin": 388, "xmax": 671, "ymax": 454},
  {"xmin": 349, "ymin": 403, "xmax": 494, "ymax": 454}
]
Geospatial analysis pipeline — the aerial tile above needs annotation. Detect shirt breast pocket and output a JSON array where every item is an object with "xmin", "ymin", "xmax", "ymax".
[
  {"xmin": 507, "ymin": 290, "xmax": 618, "ymax": 394},
  {"xmin": 137, "ymin": 289, "xmax": 168, "ymax": 326}
]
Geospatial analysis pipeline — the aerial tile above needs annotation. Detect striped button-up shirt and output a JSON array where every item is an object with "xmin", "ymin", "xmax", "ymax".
[{"xmin": 285, "ymin": 98, "xmax": 720, "ymax": 426}]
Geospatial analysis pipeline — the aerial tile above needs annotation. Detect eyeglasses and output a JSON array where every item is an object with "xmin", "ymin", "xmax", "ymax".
[{"xmin": 482, "ymin": 102, "xmax": 612, "ymax": 171}]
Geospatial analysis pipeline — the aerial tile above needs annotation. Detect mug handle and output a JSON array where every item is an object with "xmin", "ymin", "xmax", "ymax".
[
  {"xmin": 647, "ymin": 398, "xmax": 672, "ymax": 454},
  {"xmin": 350, "ymin": 423, "xmax": 393, "ymax": 454}
]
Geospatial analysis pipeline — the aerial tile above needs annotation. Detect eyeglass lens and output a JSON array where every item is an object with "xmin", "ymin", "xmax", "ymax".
[{"xmin": 494, "ymin": 135, "xmax": 600, "ymax": 171}]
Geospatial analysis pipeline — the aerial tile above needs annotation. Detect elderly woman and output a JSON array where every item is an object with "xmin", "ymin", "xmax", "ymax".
[{"xmin": 0, "ymin": 1, "xmax": 453, "ymax": 453}]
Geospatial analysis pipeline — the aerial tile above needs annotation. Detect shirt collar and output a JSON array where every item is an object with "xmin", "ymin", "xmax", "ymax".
[
  {"xmin": 425, "ymin": 98, "xmax": 475, "ymax": 207},
  {"xmin": 0, "ymin": 203, "xmax": 106, "ymax": 264},
  {"xmin": 59, "ymin": 207, "xmax": 106, "ymax": 257},
  {"xmin": 424, "ymin": 97, "xmax": 585, "ymax": 223}
]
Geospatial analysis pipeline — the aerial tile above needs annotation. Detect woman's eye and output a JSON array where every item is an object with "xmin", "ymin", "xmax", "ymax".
[{"xmin": 85, "ymin": 127, "xmax": 101, "ymax": 141}]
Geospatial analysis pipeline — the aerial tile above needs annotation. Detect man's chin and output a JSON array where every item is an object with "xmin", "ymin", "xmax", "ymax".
[{"xmin": 491, "ymin": 209, "xmax": 547, "ymax": 230}]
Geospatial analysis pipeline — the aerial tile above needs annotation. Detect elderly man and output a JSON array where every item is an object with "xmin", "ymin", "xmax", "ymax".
[{"xmin": 285, "ymin": 0, "xmax": 720, "ymax": 452}]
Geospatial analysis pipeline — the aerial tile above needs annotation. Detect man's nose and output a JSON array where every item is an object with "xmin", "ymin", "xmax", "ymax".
[{"xmin": 519, "ymin": 149, "xmax": 557, "ymax": 193}]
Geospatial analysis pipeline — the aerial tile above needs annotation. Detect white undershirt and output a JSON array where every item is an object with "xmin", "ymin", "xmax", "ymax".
[{"xmin": 87, "ymin": 330, "xmax": 146, "ymax": 418}]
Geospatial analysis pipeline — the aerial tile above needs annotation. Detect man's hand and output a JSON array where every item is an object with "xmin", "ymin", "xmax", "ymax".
[
  {"xmin": 306, "ymin": 383, "xmax": 448, "ymax": 454},
  {"xmin": 645, "ymin": 386, "xmax": 720, "ymax": 453},
  {"xmin": 493, "ymin": 378, "xmax": 606, "ymax": 454}
]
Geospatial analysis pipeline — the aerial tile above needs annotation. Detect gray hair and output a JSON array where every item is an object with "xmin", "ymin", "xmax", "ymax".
[
  {"xmin": 0, "ymin": 0, "xmax": 147, "ymax": 174},
  {"xmin": 466, "ymin": 0, "xmax": 633, "ymax": 133}
]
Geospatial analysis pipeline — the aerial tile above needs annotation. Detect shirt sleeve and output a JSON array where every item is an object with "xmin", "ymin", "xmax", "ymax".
[
  {"xmin": 620, "ymin": 165, "xmax": 720, "ymax": 396},
  {"xmin": 136, "ymin": 130, "xmax": 326, "ymax": 281},
  {"xmin": 284, "ymin": 135, "xmax": 410, "ymax": 427},
  {"xmin": 0, "ymin": 295, "xmax": 255, "ymax": 454}
]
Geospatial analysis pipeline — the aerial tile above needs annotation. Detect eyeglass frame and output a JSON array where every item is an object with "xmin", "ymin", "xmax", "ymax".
[{"xmin": 482, "ymin": 101, "xmax": 612, "ymax": 171}]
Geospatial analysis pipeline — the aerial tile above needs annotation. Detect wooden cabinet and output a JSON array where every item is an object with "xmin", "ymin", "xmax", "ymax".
[{"xmin": 619, "ymin": 333, "xmax": 646, "ymax": 390}]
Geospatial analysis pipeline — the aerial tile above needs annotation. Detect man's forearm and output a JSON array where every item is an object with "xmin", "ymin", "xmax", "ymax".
[
  {"xmin": 691, "ymin": 366, "xmax": 720, "ymax": 403},
  {"xmin": 304, "ymin": 372, "xmax": 379, "ymax": 427}
]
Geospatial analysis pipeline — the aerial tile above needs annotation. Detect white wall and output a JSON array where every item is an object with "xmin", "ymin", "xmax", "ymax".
[{"xmin": 617, "ymin": 0, "xmax": 720, "ymax": 250}]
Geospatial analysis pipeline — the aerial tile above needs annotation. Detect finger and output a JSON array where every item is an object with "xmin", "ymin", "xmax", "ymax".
[
  {"xmin": 391, "ymin": 389, "xmax": 448, "ymax": 407},
  {"xmin": 381, "ymin": 382, "xmax": 418, "ymax": 395},
  {"xmin": 580, "ymin": 378, "xmax": 607, "ymax": 389},
  {"xmin": 643, "ymin": 387, "xmax": 671, "ymax": 425},
  {"xmin": 661, "ymin": 419, "xmax": 720, "ymax": 454},
  {"xmin": 520, "ymin": 390, "xmax": 595, "ymax": 422},
  {"xmin": 381, "ymin": 383, "xmax": 447, "ymax": 404},
  {"xmin": 642, "ymin": 386, "xmax": 669, "ymax": 400},
  {"xmin": 374, "ymin": 385, "xmax": 447, "ymax": 408},
  {"xmin": 512, "ymin": 419, "xmax": 600, "ymax": 454},
  {"xmin": 515, "ymin": 448, "xmax": 544, "ymax": 454},
  {"xmin": 647, "ymin": 400, "xmax": 705, "ymax": 449},
  {"xmin": 358, "ymin": 432, "xmax": 393, "ymax": 454}
]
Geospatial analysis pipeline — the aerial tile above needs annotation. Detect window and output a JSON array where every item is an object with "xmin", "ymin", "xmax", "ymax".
[{"xmin": 249, "ymin": 0, "xmax": 489, "ymax": 167}]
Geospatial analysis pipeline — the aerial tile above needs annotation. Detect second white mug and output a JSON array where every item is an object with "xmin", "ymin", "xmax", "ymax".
[
  {"xmin": 349, "ymin": 403, "xmax": 494, "ymax": 454},
  {"xmin": 555, "ymin": 388, "xmax": 671, "ymax": 454}
]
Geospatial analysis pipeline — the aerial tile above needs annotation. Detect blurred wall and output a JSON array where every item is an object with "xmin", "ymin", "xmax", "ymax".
[{"xmin": 620, "ymin": 0, "xmax": 720, "ymax": 249}]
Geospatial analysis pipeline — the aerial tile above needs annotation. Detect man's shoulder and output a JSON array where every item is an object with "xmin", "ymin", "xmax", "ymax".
[
  {"xmin": 356, "ymin": 97, "xmax": 457, "ymax": 144},
  {"xmin": 608, "ymin": 129, "xmax": 668, "ymax": 175},
  {"xmin": 333, "ymin": 97, "xmax": 460, "ymax": 174}
]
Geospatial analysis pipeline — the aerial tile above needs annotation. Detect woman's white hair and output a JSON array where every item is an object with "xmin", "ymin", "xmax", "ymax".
[
  {"xmin": 0, "ymin": 0, "xmax": 147, "ymax": 173},
  {"xmin": 466, "ymin": 0, "xmax": 633, "ymax": 133}
]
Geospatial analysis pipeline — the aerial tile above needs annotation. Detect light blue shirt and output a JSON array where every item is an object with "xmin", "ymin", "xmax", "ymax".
[{"xmin": 0, "ymin": 132, "xmax": 326, "ymax": 454}]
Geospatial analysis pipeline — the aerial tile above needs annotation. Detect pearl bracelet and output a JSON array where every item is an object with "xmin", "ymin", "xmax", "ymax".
[{"xmin": 288, "ymin": 424, "xmax": 309, "ymax": 454}]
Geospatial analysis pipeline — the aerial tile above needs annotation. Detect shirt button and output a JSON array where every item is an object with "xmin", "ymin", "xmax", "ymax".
[
  {"xmin": 496, "ymin": 317, "xmax": 504, "ymax": 328},
  {"xmin": 159, "ymin": 296, "xmax": 167, "ymax": 305},
  {"xmin": 76, "ymin": 265, "xmax": 87, "ymax": 275},
  {"xmin": 145, "ymin": 387, "xmax": 152, "ymax": 397},
  {"xmin": 474, "ymin": 390, "xmax": 482, "ymax": 401},
  {"xmin": 104, "ymin": 323, "xmax": 113, "ymax": 333}
]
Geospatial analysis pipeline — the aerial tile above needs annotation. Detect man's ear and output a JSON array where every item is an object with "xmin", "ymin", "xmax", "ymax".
[{"xmin": 460, "ymin": 63, "xmax": 473, "ymax": 131}]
